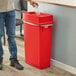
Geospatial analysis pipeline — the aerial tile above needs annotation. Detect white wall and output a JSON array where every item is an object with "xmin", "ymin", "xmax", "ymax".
[{"xmin": 37, "ymin": 0, "xmax": 76, "ymax": 6}]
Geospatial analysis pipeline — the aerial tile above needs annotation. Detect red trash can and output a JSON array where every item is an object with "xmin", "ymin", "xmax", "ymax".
[{"xmin": 22, "ymin": 12, "xmax": 54, "ymax": 69}]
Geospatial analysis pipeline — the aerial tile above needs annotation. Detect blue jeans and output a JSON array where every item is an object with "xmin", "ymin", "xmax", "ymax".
[{"xmin": 0, "ymin": 10, "xmax": 17, "ymax": 59}]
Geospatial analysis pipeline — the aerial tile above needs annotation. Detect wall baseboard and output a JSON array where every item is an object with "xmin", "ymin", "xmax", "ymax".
[{"xmin": 51, "ymin": 59, "xmax": 76, "ymax": 74}]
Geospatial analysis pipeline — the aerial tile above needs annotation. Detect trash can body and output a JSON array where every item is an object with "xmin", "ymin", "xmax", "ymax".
[{"xmin": 23, "ymin": 12, "xmax": 54, "ymax": 69}]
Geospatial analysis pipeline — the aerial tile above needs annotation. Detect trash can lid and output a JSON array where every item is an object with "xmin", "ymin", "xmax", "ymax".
[{"xmin": 22, "ymin": 12, "xmax": 54, "ymax": 25}]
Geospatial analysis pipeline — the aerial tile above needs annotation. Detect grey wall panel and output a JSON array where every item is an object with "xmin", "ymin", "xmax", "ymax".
[{"xmin": 28, "ymin": 3, "xmax": 76, "ymax": 68}]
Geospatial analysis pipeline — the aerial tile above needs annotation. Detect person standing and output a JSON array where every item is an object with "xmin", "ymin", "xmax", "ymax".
[{"xmin": 0, "ymin": 0, "xmax": 38, "ymax": 70}]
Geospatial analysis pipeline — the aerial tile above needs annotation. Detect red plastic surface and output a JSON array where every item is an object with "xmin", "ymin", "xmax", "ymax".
[
  {"xmin": 23, "ymin": 12, "xmax": 54, "ymax": 69},
  {"xmin": 23, "ymin": 12, "xmax": 54, "ymax": 25}
]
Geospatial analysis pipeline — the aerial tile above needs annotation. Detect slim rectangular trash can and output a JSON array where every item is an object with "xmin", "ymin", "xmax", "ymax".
[{"xmin": 22, "ymin": 12, "xmax": 54, "ymax": 69}]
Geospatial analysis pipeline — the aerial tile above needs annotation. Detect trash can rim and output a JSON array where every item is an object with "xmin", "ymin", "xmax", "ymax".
[{"xmin": 23, "ymin": 21, "xmax": 53, "ymax": 27}]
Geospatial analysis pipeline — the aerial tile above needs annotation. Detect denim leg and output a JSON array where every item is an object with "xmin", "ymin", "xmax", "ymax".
[
  {"xmin": 5, "ymin": 10, "xmax": 17, "ymax": 59},
  {"xmin": 0, "ymin": 13, "xmax": 4, "ymax": 58}
]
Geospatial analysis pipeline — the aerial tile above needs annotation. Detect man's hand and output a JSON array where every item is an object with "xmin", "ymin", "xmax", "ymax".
[{"xmin": 28, "ymin": 0, "xmax": 39, "ymax": 7}]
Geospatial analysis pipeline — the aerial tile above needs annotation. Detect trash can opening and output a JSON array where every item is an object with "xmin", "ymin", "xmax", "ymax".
[{"xmin": 28, "ymin": 12, "xmax": 36, "ymax": 14}]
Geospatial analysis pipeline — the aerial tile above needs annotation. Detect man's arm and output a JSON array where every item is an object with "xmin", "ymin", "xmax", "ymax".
[{"xmin": 27, "ymin": 0, "xmax": 39, "ymax": 7}]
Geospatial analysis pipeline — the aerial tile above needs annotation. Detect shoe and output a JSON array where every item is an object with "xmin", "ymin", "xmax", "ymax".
[
  {"xmin": 10, "ymin": 59, "xmax": 24, "ymax": 70},
  {"xmin": 0, "ymin": 58, "xmax": 3, "ymax": 70}
]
